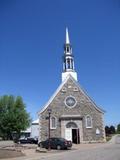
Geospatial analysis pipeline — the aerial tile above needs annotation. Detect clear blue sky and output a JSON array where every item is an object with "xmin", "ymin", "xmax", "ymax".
[{"xmin": 0, "ymin": 0, "xmax": 120, "ymax": 126}]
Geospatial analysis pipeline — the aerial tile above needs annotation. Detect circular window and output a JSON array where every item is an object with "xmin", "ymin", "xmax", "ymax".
[{"xmin": 65, "ymin": 96, "xmax": 77, "ymax": 108}]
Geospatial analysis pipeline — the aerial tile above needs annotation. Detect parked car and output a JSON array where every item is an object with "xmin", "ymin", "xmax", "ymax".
[
  {"xmin": 18, "ymin": 136, "xmax": 38, "ymax": 144},
  {"xmin": 38, "ymin": 137, "xmax": 72, "ymax": 150},
  {"xmin": 27, "ymin": 137, "xmax": 38, "ymax": 144},
  {"xmin": 18, "ymin": 137, "xmax": 28, "ymax": 144}
]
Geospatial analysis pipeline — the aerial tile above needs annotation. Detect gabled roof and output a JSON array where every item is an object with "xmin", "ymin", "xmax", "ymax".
[
  {"xmin": 32, "ymin": 119, "xmax": 39, "ymax": 124},
  {"xmin": 38, "ymin": 75, "xmax": 71, "ymax": 115},
  {"xmin": 38, "ymin": 75, "xmax": 105, "ymax": 115}
]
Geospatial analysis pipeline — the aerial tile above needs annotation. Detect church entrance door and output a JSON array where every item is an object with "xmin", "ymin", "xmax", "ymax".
[
  {"xmin": 65, "ymin": 122, "xmax": 80, "ymax": 144},
  {"xmin": 65, "ymin": 128, "xmax": 72, "ymax": 141},
  {"xmin": 72, "ymin": 129, "xmax": 80, "ymax": 144}
]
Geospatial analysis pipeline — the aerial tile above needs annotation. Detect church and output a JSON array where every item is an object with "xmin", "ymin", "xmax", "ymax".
[{"xmin": 38, "ymin": 28, "xmax": 106, "ymax": 144}]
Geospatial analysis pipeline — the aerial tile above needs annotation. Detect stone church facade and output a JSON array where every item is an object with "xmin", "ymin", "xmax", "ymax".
[{"xmin": 38, "ymin": 28, "xmax": 106, "ymax": 143}]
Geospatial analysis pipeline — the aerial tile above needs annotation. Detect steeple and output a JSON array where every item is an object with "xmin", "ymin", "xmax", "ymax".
[
  {"xmin": 62, "ymin": 28, "xmax": 77, "ymax": 82},
  {"xmin": 66, "ymin": 27, "xmax": 70, "ymax": 44}
]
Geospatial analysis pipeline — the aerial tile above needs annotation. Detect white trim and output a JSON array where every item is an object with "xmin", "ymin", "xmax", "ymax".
[
  {"xmin": 38, "ymin": 75, "xmax": 71, "ymax": 114},
  {"xmin": 61, "ymin": 87, "xmax": 67, "ymax": 92},
  {"xmin": 85, "ymin": 115, "xmax": 92, "ymax": 128},
  {"xmin": 62, "ymin": 71, "xmax": 77, "ymax": 82},
  {"xmin": 72, "ymin": 78, "xmax": 105, "ymax": 113},
  {"xmin": 66, "ymin": 121, "xmax": 78, "ymax": 129},
  {"xmin": 60, "ymin": 115, "xmax": 81, "ymax": 118},
  {"xmin": 38, "ymin": 75, "xmax": 105, "ymax": 115},
  {"xmin": 74, "ymin": 87, "xmax": 79, "ymax": 91},
  {"xmin": 50, "ymin": 116, "xmax": 57, "ymax": 129},
  {"xmin": 96, "ymin": 128, "xmax": 100, "ymax": 135}
]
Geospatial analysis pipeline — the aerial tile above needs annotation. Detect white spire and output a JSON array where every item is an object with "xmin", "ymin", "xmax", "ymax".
[
  {"xmin": 66, "ymin": 27, "xmax": 70, "ymax": 44},
  {"xmin": 62, "ymin": 28, "xmax": 78, "ymax": 82}
]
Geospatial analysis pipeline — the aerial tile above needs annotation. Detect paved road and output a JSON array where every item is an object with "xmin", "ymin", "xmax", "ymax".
[
  {"xmin": 1, "ymin": 135, "xmax": 120, "ymax": 160},
  {"xmin": 44, "ymin": 144, "xmax": 120, "ymax": 160},
  {"xmin": 35, "ymin": 135, "xmax": 120, "ymax": 160}
]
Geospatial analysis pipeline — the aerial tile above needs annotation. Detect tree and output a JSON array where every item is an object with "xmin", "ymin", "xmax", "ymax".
[
  {"xmin": 105, "ymin": 126, "xmax": 110, "ymax": 136},
  {"xmin": 109, "ymin": 125, "xmax": 116, "ymax": 134},
  {"xmin": 0, "ymin": 95, "xmax": 31, "ymax": 140},
  {"xmin": 117, "ymin": 124, "xmax": 120, "ymax": 134}
]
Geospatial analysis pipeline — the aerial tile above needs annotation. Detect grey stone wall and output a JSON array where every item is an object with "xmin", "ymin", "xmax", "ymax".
[{"xmin": 39, "ymin": 77, "xmax": 106, "ymax": 143}]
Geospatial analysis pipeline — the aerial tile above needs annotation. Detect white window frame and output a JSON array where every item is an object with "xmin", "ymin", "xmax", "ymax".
[
  {"xmin": 96, "ymin": 128, "xmax": 100, "ymax": 135},
  {"xmin": 61, "ymin": 87, "xmax": 67, "ymax": 92},
  {"xmin": 85, "ymin": 115, "xmax": 92, "ymax": 128},
  {"xmin": 50, "ymin": 116, "xmax": 57, "ymax": 129},
  {"xmin": 74, "ymin": 87, "xmax": 79, "ymax": 92}
]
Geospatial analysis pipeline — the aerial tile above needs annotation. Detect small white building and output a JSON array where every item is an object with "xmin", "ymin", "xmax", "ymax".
[
  {"xmin": 31, "ymin": 119, "xmax": 39, "ymax": 138},
  {"xmin": 21, "ymin": 119, "xmax": 39, "ymax": 138}
]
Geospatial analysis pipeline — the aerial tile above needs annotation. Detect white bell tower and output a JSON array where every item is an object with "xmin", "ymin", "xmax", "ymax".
[{"xmin": 62, "ymin": 28, "xmax": 77, "ymax": 82}]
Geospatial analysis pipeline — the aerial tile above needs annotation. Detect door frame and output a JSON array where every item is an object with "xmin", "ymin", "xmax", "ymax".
[{"xmin": 61, "ymin": 119, "xmax": 83, "ymax": 143}]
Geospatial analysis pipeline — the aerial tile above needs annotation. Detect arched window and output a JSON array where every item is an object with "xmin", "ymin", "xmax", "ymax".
[
  {"xmin": 86, "ymin": 115, "xmax": 92, "ymax": 128},
  {"xmin": 66, "ymin": 122, "xmax": 78, "ymax": 128},
  {"xmin": 50, "ymin": 117, "xmax": 57, "ymax": 129},
  {"xmin": 67, "ymin": 58, "xmax": 70, "ymax": 69},
  {"xmin": 67, "ymin": 46, "xmax": 69, "ymax": 52}
]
